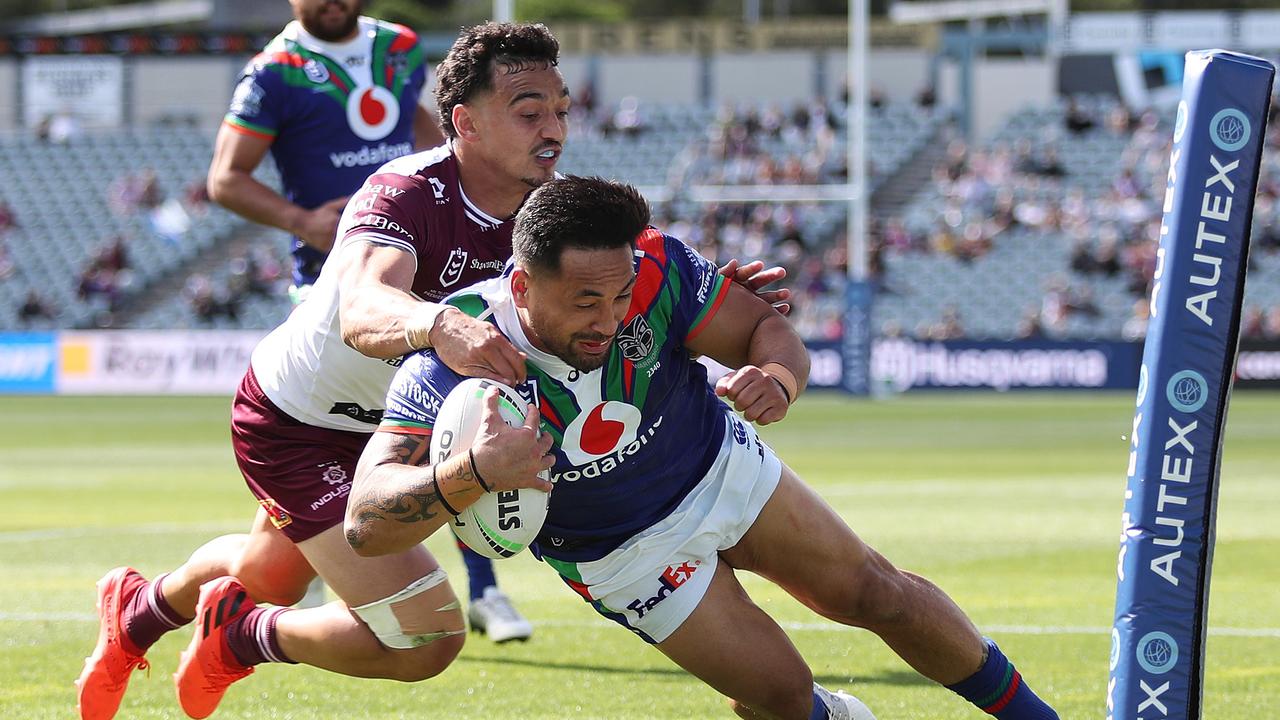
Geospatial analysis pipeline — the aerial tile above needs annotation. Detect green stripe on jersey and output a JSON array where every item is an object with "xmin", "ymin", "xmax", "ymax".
[{"xmin": 543, "ymin": 556, "xmax": 582, "ymax": 582}]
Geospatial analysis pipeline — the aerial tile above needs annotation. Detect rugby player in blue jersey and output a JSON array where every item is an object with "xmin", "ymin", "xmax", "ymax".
[
  {"xmin": 347, "ymin": 176, "xmax": 1061, "ymax": 720},
  {"xmin": 77, "ymin": 17, "xmax": 789, "ymax": 720}
]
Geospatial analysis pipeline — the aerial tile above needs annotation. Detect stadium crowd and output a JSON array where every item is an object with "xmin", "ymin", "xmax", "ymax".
[{"xmin": 8, "ymin": 85, "xmax": 1280, "ymax": 341}]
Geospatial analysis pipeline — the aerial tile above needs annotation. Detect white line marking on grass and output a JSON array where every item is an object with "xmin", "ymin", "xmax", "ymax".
[
  {"xmin": 0, "ymin": 522, "xmax": 242, "ymax": 544},
  {"xmin": 5, "ymin": 613, "xmax": 1278, "ymax": 638},
  {"xmin": 1, "ymin": 612, "xmax": 97, "ymax": 621}
]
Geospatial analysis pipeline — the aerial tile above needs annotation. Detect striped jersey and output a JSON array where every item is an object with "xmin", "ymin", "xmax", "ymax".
[
  {"xmin": 379, "ymin": 229, "xmax": 735, "ymax": 562},
  {"xmin": 223, "ymin": 17, "xmax": 427, "ymax": 285},
  {"xmin": 249, "ymin": 145, "xmax": 515, "ymax": 432}
]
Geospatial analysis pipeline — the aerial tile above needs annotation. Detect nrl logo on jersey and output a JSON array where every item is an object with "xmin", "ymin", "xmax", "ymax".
[
  {"xmin": 617, "ymin": 315, "xmax": 655, "ymax": 362},
  {"xmin": 303, "ymin": 58, "xmax": 330, "ymax": 84},
  {"xmin": 440, "ymin": 248, "xmax": 468, "ymax": 287}
]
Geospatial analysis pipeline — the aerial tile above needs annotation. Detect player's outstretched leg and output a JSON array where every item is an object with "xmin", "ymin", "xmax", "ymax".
[
  {"xmin": 76, "ymin": 567, "xmax": 163, "ymax": 720},
  {"xmin": 657, "ymin": 560, "xmax": 875, "ymax": 720},
  {"xmin": 723, "ymin": 465, "xmax": 1059, "ymax": 719},
  {"xmin": 173, "ymin": 577, "xmax": 263, "ymax": 719},
  {"xmin": 458, "ymin": 540, "xmax": 532, "ymax": 642}
]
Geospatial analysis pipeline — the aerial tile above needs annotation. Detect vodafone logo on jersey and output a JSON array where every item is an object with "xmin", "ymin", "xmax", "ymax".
[
  {"xmin": 560, "ymin": 401, "xmax": 642, "ymax": 466},
  {"xmin": 346, "ymin": 85, "xmax": 399, "ymax": 141}
]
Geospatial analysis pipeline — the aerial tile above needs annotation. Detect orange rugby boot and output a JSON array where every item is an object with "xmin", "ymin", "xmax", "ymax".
[
  {"xmin": 173, "ymin": 577, "xmax": 255, "ymax": 719},
  {"xmin": 75, "ymin": 567, "xmax": 152, "ymax": 720}
]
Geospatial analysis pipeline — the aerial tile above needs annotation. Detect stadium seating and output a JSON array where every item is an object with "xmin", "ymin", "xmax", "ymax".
[
  {"xmin": 4, "ymin": 97, "xmax": 1275, "ymax": 340},
  {"xmin": 0, "ymin": 126, "xmax": 256, "ymax": 329}
]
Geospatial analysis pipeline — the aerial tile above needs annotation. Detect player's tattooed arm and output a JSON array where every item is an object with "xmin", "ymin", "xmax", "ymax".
[{"xmin": 345, "ymin": 431, "xmax": 458, "ymax": 555}]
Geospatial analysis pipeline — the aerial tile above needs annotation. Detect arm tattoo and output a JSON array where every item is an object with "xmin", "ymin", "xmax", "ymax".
[
  {"xmin": 387, "ymin": 432, "xmax": 432, "ymax": 466},
  {"xmin": 437, "ymin": 455, "xmax": 480, "ymax": 498},
  {"xmin": 351, "ymin": 482, "xmax": 442, "ymax": 526},
  {"xmin": 348, "ymin": 433, "xmax": 443, "ymax": 547}
]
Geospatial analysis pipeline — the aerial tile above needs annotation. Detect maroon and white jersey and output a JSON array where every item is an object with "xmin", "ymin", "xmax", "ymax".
[{"xmin": 250, "ymin": 144, "xmax": 515, "ymax": 431}]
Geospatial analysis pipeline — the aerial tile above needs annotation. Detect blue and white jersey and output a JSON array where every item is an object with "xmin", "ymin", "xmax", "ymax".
[
  {"xmin": 378, "ymin": 229, "xmax": 736, "ymax": 562},
  {"xmin": 222, "ymin": 17, "xmax": 427, "ymax": 286}
]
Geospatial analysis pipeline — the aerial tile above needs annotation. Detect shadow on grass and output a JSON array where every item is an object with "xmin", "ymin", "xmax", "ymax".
[{"xmin": 457, "ymin": 654, "xmax": 932, "ymax": 687}]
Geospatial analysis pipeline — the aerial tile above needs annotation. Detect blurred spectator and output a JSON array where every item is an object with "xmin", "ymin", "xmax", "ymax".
[
  {"xmin": 75, "ymin": 237, "xmax": 134, "ymax": 313},
  {"xmin": 1241, "ymin": 306, "xmax": 1266, "ymax": 339},
  {"xmin": 575, "ymin": 80, "xmax": 597, "ymax": 119},
  {"xmin": 34, "ymin": 115, "xmax": 52, "ymax": 143},
  {"xmin": 77, "ymin": 264, "xmax": 122, "ymax": 311},
  {"xmin": 916, "ymin": 85, "xmax": 937, "ymax": 109},
  {"xmin": 1121, "ymin": 298, "xmax": 1150, "ymax": 341},
  {"xmin": 1017, "ymin": 306, "xmax": 1046, "ymax": 339},
  {"xmin": 184, "ymin": 179, "xmax": 211, "ymax": 215},
  {"xmin": 605, "ymin": 96, "xmax": 647, "ymax": 138},
  {"xmin": 184, "ymin": 273, "xmax": 239, "ymax": 325},
  {"xmin": 98, "ymin": 236, "xmax": 130, "ymax": 274},
  {"xmin": 923, "ymin": 305, "xmax": 965, "ymax": 340},
  {"xmin": 18, "ymin": 290, "xmax": 55, "ymax": 325},
  {"xmin": 48, "ymin": 109, "xmax": 80, "ymax": 144},
  {"xmin": 1265, "ymin": 305, "xmax": 1280, "ymax": 339},
  {"xmin": 1039, "ymin": 275, "xmax": 1098, "ymax": 334},
  {"xmin": 109, "ymin": 169, "xmax": 164, "ymax": 217},
  {"xmin": 1064, "ymin": 97, "xmax": 1095, "ymax": 134},
  {"xmin": 151, "ymin": 199, "xmax": 192, "ymax": 244},
  {"xmin": 0, "ymin": 200, "xmax": 16, "ymax": 233}
]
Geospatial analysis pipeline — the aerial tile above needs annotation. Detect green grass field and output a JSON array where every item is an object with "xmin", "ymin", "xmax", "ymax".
[{"xmin": 1, "ymin": 392, "xmax": 1276, "ymax": 719}]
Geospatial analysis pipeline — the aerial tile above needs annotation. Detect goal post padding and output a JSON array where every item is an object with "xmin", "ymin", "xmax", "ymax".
[{"xmin": 1108, "ymin": 50, "xmax": 1274, "ymax": 720}]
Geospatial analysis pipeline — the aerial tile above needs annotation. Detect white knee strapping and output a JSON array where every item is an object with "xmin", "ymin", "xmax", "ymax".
[{"xmin": 350, "ymin": 568, "xmax": 463, "ymax": 649}]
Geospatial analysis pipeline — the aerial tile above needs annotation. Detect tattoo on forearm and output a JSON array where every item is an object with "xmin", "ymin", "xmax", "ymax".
[
  {"xmin": 352, "ymin": 484, "xmax": 442, "ymax": 527},
  {"xmin": 388, "ymin": 433, "xmax": 432, "ymax": 466},
  {"xmin": 438, "ymin": 456, "xmax": 479, "ymax": 497},
  {"xmin": 347, "ymin": 434, "xmax": 445, "ymax": 546}
]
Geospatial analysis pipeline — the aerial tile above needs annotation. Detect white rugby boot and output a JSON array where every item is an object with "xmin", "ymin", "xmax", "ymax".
[
  {"xmin": 467, "ymin": 586, "xmax": 533, "ymax": 643},
  {"xmin": 815, "ymin": 684, "xmax": 876, "ymax": 720}
]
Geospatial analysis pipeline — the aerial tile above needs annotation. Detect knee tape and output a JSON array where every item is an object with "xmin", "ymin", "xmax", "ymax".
[{"xmin": 350, "ymin": 568, "xmax": 465, "ymax": 649}]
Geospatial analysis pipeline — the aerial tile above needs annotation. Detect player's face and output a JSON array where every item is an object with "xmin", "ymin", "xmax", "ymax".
[
  {"xmin": 468, "ymin": 64, "xmax": 569, "ymax": 189},
  {"xmin": 291, "ymin": 0, "xmax": 361, "ymax": 42},
  {"xmin": 516, "ymin": 246, "xmax": 636, "ymax": 373}
]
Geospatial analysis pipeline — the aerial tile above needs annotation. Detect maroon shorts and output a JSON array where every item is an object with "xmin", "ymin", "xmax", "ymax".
[{"xmin": 231, "ymin": 367, "xmax": 372, "ymax": 543}]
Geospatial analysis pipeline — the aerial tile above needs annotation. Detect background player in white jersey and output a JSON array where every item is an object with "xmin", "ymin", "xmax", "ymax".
[
  {"xmin": 76, "ymin": 20, "xmax": 787, "ymax": 720},
  {"xmin": 346, "ymin": 176, "xmax": 1061, "ymax": 720},
  {"xmin": 204, "ymin": 0, "xmax": 529, "ymax": 642}
]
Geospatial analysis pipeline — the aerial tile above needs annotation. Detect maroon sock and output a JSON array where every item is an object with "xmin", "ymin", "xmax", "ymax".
[
  {"xmin": 122, "ymin": 573, "xmax": 192, "ymax": 653},
  {"xmin": 225, "ymin": 607, "xmax": 295, "ymax": 667}
]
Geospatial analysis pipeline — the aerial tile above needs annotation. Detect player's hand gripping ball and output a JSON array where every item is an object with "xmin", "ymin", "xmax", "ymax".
[{"xmin": 430, "ymin": 378, "xmax": 550, "ymax": 558}]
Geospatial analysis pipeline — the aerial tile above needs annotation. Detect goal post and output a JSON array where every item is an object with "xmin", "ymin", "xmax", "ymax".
[{"xmin": 1108, "ymin": 50, "xmax": 1274, "ymax": 720}]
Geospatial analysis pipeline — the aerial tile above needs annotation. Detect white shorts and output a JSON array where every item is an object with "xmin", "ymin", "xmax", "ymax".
[{"xmin": 545, "ymin": 415, "xmax": 782, "ymax": 643}]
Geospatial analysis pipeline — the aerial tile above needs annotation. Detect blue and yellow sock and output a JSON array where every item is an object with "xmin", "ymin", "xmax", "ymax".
[{"xmin": 946, "ymin": 639, "xmax": 1058, "ymax": 719}]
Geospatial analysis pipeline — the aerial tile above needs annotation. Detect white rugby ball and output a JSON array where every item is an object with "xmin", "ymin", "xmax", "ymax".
[{"xmin": 430, "ymin": 378, "xmax": 549, "ymax": 559}]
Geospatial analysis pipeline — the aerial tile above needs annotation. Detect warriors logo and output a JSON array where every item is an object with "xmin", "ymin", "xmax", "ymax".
[{"xmin": 617, "ymin": 315, "xmax": 655, "ymax": 363}]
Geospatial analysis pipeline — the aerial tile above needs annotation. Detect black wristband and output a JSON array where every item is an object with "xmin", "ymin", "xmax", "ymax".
[
  {"xmin": 468, "ymin": 448, "xmax": 493, "ymax": 492},
  {"xmin": 433, "ymin": 467, "xmax": 461, "ymax": 516},
  {"xmin": 771, "ymin": 377, "xmax": 793, "ymax": 404}
]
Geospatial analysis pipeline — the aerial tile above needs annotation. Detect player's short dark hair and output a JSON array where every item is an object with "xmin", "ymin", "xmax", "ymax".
[
  {"xmin": 435, "ymin": 22, "xmax": 560, "ymax": 139},
  {"xmin": 513, "ymin": 176, "xmax": 651, "ymax": 274}
]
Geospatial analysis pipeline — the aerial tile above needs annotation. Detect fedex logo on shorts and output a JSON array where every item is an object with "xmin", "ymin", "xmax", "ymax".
[{"xmin": 627, "ymin": 561, "xmax": 700, "ymax": 619}]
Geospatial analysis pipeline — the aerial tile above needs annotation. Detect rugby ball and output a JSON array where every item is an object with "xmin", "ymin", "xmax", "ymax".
[{"xmin": 429, "ymin": 378, "xmax": 549, "ymax": 559}]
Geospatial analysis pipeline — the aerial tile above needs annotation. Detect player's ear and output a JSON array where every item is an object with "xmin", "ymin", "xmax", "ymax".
[
  {"xmin": 511, "ymin": 269, "xmax": 531, "ymax": 308},
  {"xmin": 453, "ymin": 104, "xmax": 479, "ymax": 142}
]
